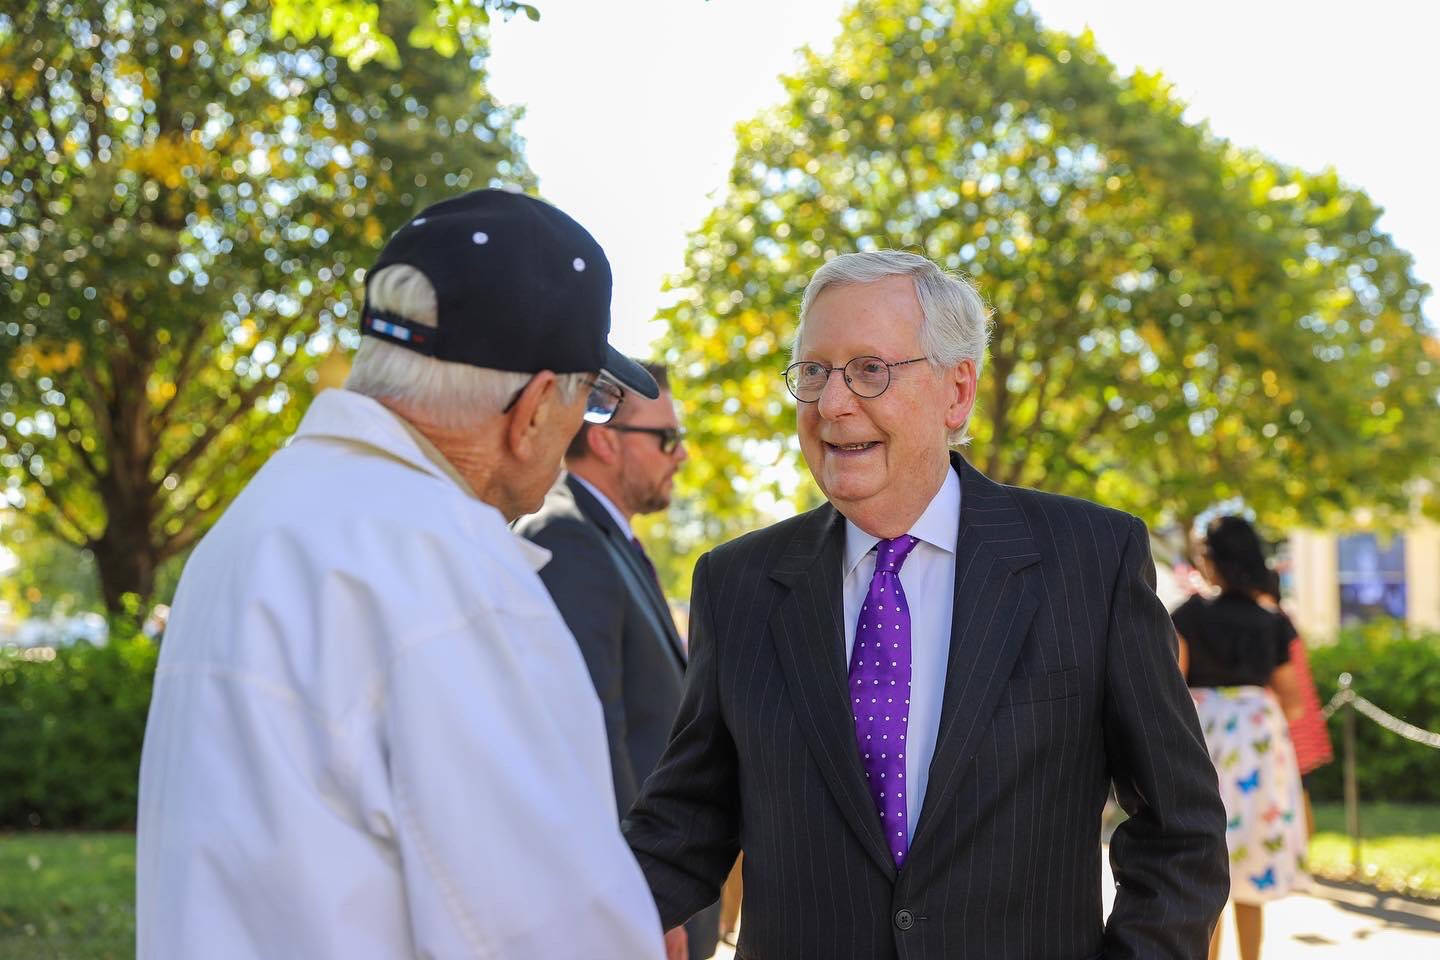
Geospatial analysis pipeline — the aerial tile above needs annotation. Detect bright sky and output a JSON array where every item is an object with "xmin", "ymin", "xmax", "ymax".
[{"xmin": 487, "ymin": 0, "xmax": 1439, "ymax": 356}]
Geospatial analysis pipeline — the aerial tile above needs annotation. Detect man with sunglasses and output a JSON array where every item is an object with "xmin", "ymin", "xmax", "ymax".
[
  {"xmin": 137, "ymin": 190, "xmax": 668, "ymax": 960},
  {"xmin": 516, "ymin": 362, "xmax": 718, "ymax": 960},
  {"xmin": 623, "ymin": 251, "xmax": 1228, "ymax": 959}
]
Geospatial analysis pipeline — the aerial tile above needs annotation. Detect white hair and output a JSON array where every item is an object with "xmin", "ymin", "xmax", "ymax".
[
  {"xmin": 794, "ymin": 250, "xmax": 992, "ymax": 445},
  {"xmin": 345, "ymin": 264, "xmax": 586, "ymax": 428}
]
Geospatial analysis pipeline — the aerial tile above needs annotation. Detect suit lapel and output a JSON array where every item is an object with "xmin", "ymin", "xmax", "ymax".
[
  {"xmin": 566, "ymin": 475, "xmax": 687, "ymax": 670},
  {"xmin": 909, "ymin": 455, "xmax": 1041, "ymax": 856},
  {"xmin": 768, "ymin": 505, "xmax": 898, "ymax": 881}
]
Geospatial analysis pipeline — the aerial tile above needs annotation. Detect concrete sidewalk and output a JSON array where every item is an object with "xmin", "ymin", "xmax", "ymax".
[
  {"xmin": 1202, "ymin": 877, "xmax": 1440, "ymax": 959},
  {"xmin": 1101, "ymin": 851, "xmax": 1440, "ymax": 959},
  {"xmin": 711, "ymin": 855, "xmax": 1440, "ymax": 959}
]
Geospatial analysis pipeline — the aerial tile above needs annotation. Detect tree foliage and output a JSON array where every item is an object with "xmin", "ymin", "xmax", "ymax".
[
  {"xmin": 0, "ymin": 513, "xmax": 100, "ymax": 621},
  {"xmin": 270, "ymin": 0, "xmax": 540, "ymax": 70},
  {"xmin": 0, "ymin": 0, "xmax": 533, "ymax": 615},
  {"xmin": 647, "ymin": 0, "xmax": 1439, "ymax": 594}
]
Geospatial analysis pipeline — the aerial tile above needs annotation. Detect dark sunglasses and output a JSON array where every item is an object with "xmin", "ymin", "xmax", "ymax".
[{"xmin": 605, "ymin": 424, "xmax": 685, "ymax": 454}]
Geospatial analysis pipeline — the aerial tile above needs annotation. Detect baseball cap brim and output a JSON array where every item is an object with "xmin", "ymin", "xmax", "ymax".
[{"xmin": 602, "ymin": 346, "xmax": 659, "ymax": 399}]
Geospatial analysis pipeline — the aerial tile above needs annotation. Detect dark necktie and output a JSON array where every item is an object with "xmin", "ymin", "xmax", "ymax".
[
  {"xmin": 630, "ymin": 535, "xmax": 663, "ymax": 596},
  {"xmin": 631, "ymin": 534, "xmax": 683, "ymax": 656},
  {"xmin": 848, "ymin": 534, "xmax": 920, "ymax": 867}
]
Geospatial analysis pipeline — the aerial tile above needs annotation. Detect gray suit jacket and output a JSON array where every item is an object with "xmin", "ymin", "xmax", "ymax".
[
  {"xmin": 623, "ymin": 454, "xmax": 1229, "ymax": 959},
  {"xmin": 516, "ymin": 474, "xmax": 720, "ymax": 958}
]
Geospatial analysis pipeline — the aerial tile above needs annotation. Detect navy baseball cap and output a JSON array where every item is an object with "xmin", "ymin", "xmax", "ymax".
[{"xmin": 360, "ymin": 189, "xmax": 658, "ymax": 399}]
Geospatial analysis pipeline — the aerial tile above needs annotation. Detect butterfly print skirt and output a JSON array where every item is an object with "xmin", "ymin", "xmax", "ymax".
[{"xmin": 1192, "ymin": 685, "xmax": 1308, "ymax": 904}]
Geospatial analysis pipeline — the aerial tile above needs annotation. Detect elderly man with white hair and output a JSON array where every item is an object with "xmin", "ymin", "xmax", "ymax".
[
  {"xmin": 136, "ymin": 190, "xmax": 668, "ymax": 960},
  {"xmin": 622, "ymin": 250, "xmax": 1229, "ymax": 959}
]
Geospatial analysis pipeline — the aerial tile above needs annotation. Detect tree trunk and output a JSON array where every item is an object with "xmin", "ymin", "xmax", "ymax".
[
  {"xmin": 983, "ymin": 335, "xmax": 1015, "ymax": 478},
  {"xmin": 90, "ymin": 519, "xmax": 159, "ymax": 621},
  {"xmin": 85, "ymin": 329, "xmax": 160, "ymax": 624}
]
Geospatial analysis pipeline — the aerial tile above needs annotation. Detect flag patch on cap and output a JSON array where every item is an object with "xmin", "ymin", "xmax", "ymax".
[{"xmin": 363, "ymin": 310, "xmax": 434, "ymax": 352}]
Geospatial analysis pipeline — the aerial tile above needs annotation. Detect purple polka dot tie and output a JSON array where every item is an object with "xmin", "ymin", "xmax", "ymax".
[{"xmin": 849, "ymin": 534, "xmax": 919, "ymax": 866}]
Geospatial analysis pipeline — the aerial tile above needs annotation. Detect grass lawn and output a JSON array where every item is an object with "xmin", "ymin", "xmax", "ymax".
[
  {"xmin": 1309, "ymin": 802, "xmax": 1440, "ymax": 900},
  {"xmin": 2, "ymin": 812, "xmax": 1438, "ymax": 957},
  {"xmin": 0, "ymin": 833, "xmax": 133, "ymax": 960}
]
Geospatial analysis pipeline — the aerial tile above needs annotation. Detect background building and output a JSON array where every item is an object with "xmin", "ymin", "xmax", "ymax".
[{"xmin": 1288, "ymin": 521, "xmax": 1440, "ymax": 640}]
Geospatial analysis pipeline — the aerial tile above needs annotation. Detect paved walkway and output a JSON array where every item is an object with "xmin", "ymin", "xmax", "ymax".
[
  {"xmin": 711, "ymin": 855, "xmax": 1440, "ymax": 959},
  {"xmin": 1203, "ymin": 878, "xmax": 1440, "ymax": 959}
]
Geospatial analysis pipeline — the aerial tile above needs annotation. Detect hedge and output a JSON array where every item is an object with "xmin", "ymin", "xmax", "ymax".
[
  {"xmin": 0, "ymin": 617, "xmax": 1435, "ymax": 828},
  {"xmin": 1306, "ymin": 619, "xmax": 1440, "ymax": 804},
  {"xmin": 0, "ymin": 636, "xmax": 157, "ymax": 829}
]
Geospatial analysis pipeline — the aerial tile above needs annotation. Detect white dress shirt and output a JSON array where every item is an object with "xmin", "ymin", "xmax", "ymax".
[
  {"xmin": 136, "ymin": 388, "xmax": 664, "ymax": 960},
  {"xmin": 841, "ymin": 467, "xmax": 960, "ymax": 841}
]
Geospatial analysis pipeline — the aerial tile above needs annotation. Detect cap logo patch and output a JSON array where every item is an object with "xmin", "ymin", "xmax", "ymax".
[
  {"xmin": 473, "ymin": 231, "xmax": 489, "ymax": 245},
  {"xmin": 362, "ymin": 309, "xmax": 435, "ymax": 353},
  {"xmin": 572, "ymin": 257, "xmax": 586, "ymax": 271}
]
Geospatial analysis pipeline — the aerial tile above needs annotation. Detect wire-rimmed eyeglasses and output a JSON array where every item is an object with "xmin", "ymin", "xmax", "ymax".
[
  {"xmin": 502, "ymin": 373, "xmax": 625, "ymax": 423},
  {"xmin": 782, "ymin": 356, "xmax": 927, "ymax": 402},
  {"xmin": 583, "ymin": 376, "xmax": 625, "ymax": 424}
]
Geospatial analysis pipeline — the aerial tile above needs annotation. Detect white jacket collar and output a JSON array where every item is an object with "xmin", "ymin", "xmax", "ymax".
[{"xmin": 291, "ymin": 389, "xmax": 550, "ymax": 572}]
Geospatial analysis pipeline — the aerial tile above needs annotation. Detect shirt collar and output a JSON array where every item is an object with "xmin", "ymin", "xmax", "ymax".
[
  {"xmin": 843, "ymin": 464, "xmax": 962, "ymax": 578},
  {"xmin": 511, "ymin": 530, "xmax": 553, "ymax": 572},
  {"xmin": 570, "ymin": 473, "xmax": 634, "ymax": 541},
  {"xmin": 291, "ymin": 389, "xmax": 550, "ymax": 573},
  {"xmin": 293, "ymin": 389, "xmax": 465, "ymax": 488}
]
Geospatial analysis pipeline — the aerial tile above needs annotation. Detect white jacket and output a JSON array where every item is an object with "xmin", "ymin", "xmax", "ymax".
[{"xmin": 136, "ymin": 389, "xmax": 665, "ymax": 959}]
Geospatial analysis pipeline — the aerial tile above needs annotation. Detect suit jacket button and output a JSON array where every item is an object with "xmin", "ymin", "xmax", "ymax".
[{"xmin": 894, "ymin": 909, "xmax": 915, "ymax": 931}]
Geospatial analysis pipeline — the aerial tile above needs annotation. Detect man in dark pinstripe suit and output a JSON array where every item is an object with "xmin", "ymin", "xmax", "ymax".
[{"xmin": 623, "ymin": 251, "xmax": 1228, "ymax": 959}]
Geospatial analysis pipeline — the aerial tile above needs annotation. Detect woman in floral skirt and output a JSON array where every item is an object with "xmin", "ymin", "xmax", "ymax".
[{"xmin": 1173, "ymin": 516, "xmax": 1307, "ymax": 960}]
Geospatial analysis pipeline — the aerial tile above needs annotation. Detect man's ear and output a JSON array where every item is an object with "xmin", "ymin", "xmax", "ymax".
[
  {"xmin": 504, "ymin": 370, "xmax": 561, "ymax": 462},
  {"xmin": 585, "ymin": 419, "xmax": 621, "ymax": 466},
  {"xmin": 943, "ymin": 358, "xmax": 977, "ymax": 434}
]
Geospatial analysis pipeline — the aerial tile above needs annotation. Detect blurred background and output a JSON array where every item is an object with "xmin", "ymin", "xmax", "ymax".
[{"xmin": 1, "ymin": 1, "xmax": 1437, "ymax": 956}]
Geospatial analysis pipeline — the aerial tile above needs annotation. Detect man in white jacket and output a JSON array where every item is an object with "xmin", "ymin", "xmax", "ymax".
[{"xmin": 136, "ymin": 190, "xmax": 668, "ymax": 959}]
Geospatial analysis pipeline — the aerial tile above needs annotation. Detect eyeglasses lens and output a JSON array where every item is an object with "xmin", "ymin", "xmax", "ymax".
[
  {"xmin": 584, "ymin": 382, "xmax": 622, "ymax": 424},
  {"xmin": 844, "ymin": 357, "xmax": 891, "ymax": 398},
  {"xmin": 788, "ymin": 362, "xmax": 829, "ymax": 401}
]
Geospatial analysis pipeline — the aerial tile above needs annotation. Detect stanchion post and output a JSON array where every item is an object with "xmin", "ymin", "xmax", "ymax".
[{"xmin": 1339, "ymin": 673, "xmax": 1361, "ymax": 876}]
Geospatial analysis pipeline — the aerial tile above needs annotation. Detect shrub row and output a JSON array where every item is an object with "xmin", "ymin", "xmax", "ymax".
[
  {"xmin": 0, "ymin": 637, "xmax": 157, "ymax": 829},
  {"xmin": 1306, "ymin": 619, "xmax": 1440, "ymax": 804}
]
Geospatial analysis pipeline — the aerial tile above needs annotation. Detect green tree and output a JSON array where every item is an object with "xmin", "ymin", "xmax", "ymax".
[
  {"xmin": 270, "ymin": 0, "xmax": 540, "ymax": 69},
  {"xmin": 0, "ymin": 0, "xmax": 533, "ymax": 617},
  {"xmin": 648, "ymin": 0, "xmax": 1439, "ymax": 593}
]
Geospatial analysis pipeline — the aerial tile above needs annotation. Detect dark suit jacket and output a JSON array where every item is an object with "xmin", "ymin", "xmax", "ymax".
[
  {"xmin": 623, "ymin": 454, "xmax": 1228, "ymax": 960},
  {"xmin": 515, "ymin": 474, "xmax": 720, "ymax": 959}
]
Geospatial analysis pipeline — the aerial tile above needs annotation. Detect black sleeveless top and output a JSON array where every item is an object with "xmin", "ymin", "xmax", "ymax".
[{"xmin": 1171, "ymin": 593, "xmax": 1294, "ymax": 688}]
